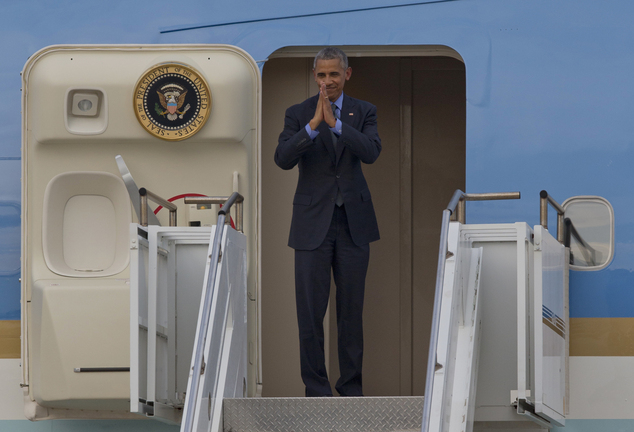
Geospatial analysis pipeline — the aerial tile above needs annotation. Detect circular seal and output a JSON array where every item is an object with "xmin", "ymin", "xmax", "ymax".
[{"xmin": 133, "ymin": 63, "xmax": 211, "ymax": 141}]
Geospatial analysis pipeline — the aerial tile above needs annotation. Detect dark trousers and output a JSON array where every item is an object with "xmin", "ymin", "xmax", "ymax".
[{"xmin": 295, "ymin": 205, "xmax": 370, "ymax": 397}]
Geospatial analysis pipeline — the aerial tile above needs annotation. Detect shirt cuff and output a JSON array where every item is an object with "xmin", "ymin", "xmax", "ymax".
[
  {"xmin": 329, "ymin": 119, "xmax": 343, "ymax": 136},
  {"xmin": 305, "ymin": 123, "xmax": 319, "ymax": 140}
]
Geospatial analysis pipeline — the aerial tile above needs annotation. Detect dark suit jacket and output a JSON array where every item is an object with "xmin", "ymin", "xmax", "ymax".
[{"xmin": 275, "ymin": 93, "xmax": 381, "ymax": 250}]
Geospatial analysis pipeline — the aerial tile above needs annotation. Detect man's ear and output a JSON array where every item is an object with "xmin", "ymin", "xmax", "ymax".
[{"xmin": 345, "ymin": 67, "xmax": 352, "ymax": 81}]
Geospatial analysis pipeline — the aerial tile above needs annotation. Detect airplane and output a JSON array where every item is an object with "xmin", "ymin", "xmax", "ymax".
[{"xmin": 0, "ymin": 1, "xmax": 632, "ymax": 432}]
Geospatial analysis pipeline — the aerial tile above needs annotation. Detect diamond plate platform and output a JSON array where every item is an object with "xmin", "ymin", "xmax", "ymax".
[{"xmin": 223, "ymin": 396, "xmax": 425, "ymax": 432}]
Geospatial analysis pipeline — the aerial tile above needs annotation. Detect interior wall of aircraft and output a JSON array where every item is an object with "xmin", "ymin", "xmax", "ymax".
[{"xmin": 260, "ymin": 52, "xmax": 465, "ymax": 397}]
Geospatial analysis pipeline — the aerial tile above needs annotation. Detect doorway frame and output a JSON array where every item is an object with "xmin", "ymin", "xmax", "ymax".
[{"xmin": 262, "ymin": 45, "xmax": 465, "ymax": 395}]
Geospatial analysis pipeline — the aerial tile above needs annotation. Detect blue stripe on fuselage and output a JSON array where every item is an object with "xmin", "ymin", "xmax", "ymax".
[{"xmin": 570, "ymin": 269, "xmax": 634, "ymax": 318}]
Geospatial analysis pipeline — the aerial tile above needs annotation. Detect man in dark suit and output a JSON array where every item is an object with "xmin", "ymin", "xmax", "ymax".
[{"xmin": 275, "ymin": 47, "xmax": 381, "ymax": 397}]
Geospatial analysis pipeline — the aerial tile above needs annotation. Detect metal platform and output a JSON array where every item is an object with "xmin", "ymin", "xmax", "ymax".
[{"xmin": 223, "ymin": 396, "xmax": 424, "ymax": 432}]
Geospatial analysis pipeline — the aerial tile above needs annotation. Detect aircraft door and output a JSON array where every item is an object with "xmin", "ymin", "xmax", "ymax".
[{"xmin": 21, "ymin": 44, "xmax": 261, "ymax": 420}]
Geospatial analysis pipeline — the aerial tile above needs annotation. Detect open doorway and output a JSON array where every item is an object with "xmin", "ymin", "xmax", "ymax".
[{"xmin": 261, "ymin": 47, "xmax": 465, "ymax": 397}]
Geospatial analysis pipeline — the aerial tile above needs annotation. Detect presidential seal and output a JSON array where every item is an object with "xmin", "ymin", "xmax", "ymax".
[{"xmin": 134, "ymin": 63, "xmax": 211, "ymax": 141}]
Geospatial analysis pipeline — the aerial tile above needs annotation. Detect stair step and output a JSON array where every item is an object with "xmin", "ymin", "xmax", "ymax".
[{"xmin": 223, "ymin": 396, "xmax": 424, "ymax": 432}]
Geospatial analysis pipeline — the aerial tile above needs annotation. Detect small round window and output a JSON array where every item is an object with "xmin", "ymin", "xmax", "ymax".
[{"xmin": 562, "ymin": 196, "xmax": 614, "ymax": 271}]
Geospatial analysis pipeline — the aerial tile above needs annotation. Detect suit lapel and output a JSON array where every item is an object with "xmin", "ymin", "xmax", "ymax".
[
  {"xmin": 335, "ymin": 95, "xmax": 356, "ymax": 164},
  {"xmin": 340, "ymin": 95, "xmax": 356, "ymax": 127}
]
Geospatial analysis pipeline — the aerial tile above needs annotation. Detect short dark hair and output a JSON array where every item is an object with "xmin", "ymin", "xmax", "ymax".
[{"xmin": 313, "ymin": 47, "xmax": 348, "ymax": 70}]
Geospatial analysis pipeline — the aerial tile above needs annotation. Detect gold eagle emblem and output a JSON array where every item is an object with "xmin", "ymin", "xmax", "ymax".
[{"xmin": 156, "ymin": 84, "xmax": 191, "ymax": 121}]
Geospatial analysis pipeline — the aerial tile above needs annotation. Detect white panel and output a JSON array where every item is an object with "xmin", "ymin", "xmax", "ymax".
[
  {"xmin": 568, "ymin": 356, "xmax": 634, "ymax": 419},
  {"xmin": 532, "ymin": 226, "xmax": 566, "ymax": 426},
  {"xmin": 155, "ymin": 237, "xmax": 170, "ymax": 405},
  {"xmin": 448, "ymin": 248, "xmax": 483, "ymax": 432},
  {"xmin": 129, "ymin": 224, "xmax": 149, "ymax": 414},
  {"xmin": 63, "ymin": 195, "xmax": 116, "ymax": 271},
  {"xmin": 29, "ymin": 279, "xmax": 130, "ymax": 410},
  {"xmin": 175, "ymin": 244, "xmax": 209, "ymax": 397},
  {"xmin": 186, "ymin": 226, "xmax": 247, "ymax": 432},
  {"xmin": 147, "ymin": 226, "xmax": 160, "ymax": 406},
  {"xmin": 429, "ymin": 223, "xmax": 459, "ymax": 432},
  {"xmin": 515, "ymin": 223, "xmax": 532, "ymax": 403},
  {"xmin": 454, "ymin": 223, "xmax": 537, "ymax": 425},
  {"xmin": 130, "ymin": 224, "xmax": 213, "ymax": 422},
  {"xmin": 472, "ymin": 240, "xmax": 519, "ymax": 413},
  {"xmin": 0, "ymin": 359, "xmax": 26, "ymax": 420},
  {"xmin": 429, "ymin": 223, "xmax": 484, "ymax": 432}
]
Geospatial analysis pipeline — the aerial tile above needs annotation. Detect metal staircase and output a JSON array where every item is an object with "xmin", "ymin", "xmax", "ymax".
[
  {"xmin": 131, "ymin": 189, "xmax": 578, "ymax": 432},
  {"xmin": 223, "ymin": 397, "xmax": 425, "ymax": 432}
]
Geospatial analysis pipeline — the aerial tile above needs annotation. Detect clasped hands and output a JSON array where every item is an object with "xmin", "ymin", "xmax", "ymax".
[{"xmin": 309, "ymin": 83, "xmax": 337, "ymax": 131}]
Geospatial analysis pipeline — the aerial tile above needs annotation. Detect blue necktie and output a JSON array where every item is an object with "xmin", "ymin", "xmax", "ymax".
[{"xmin": 331, "ymin": 103, "xmax": 344, "ymax": 207}]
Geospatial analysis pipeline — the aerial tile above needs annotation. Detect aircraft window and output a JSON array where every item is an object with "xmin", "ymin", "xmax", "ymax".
[{"xmin": 562, "ymin": 196, "xmax": 614, "ymax": 271}]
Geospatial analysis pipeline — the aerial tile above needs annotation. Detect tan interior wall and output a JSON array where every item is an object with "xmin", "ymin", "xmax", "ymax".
[
  {"xmin": 261, "ymin": 58, "xmax": 310, "ymax": 397},
  {"xmin": 261, "ymin": 54, "xmax": 465, "ymax": 397},
  {"xmin": 411, "ymin": 59, "xmax": 466, "ymax": 395}
]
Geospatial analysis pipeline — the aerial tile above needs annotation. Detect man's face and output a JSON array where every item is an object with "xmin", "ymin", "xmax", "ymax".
[{"xmin": 313, "ymin": 58, "xmax": 352, "ymax": 102}]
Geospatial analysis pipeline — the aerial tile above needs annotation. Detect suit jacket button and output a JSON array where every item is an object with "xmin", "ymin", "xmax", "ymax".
[
  {"xmin": 331, "ymin": 198, "xmax": 335, "ymax": 203},
  {"xmin": 336, "ymin": 174, "xmax": 341, "ymax": 179}
]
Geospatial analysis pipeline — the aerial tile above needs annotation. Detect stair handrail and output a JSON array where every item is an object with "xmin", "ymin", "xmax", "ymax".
[
  {"xmin": 181, "ymin": 192, "xmax": 244, "ymax": 432},
  {"xmin": 540, "ymin": 191, "xmax": 597, "ymax": 267},
  {"xmin": 184, "ymin": 195, "xmax": 245, "ymax": 233},
  {"xmin": 139, "ymin": 187, "xmax": 178, "ymax": 226},
  {"xmin": 422, "ymin": 190, "xmax": 520, "ymax": 432},
  {"xmin": 539, "ymin": 190, "xmax": 566, "ymax": 243}
]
